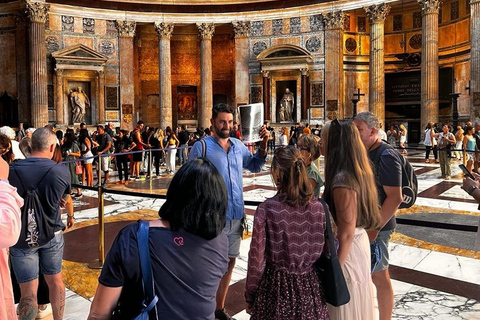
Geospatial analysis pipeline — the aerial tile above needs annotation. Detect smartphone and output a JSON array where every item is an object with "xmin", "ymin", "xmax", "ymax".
[{"xmin": 459, "ymin": 164, "xmax": 475, "ymax": 179}]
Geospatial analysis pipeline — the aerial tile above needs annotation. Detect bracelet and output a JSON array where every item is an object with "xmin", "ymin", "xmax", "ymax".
[{"xmin": 67, "ymin": 215, "xmax": 75, "ymax": 220}]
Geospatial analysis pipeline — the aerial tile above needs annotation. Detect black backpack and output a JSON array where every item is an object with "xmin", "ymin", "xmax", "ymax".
[
  {"xmin": 12, "ymin": 165, "xmax": 55, "ymax": 248},
  {"xmin": 370, "ymin": 142, "xmax": 418, "ymax": 209}
]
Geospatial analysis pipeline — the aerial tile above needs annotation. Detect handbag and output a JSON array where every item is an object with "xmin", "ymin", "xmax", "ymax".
[
  {"xmin": 315, "ymin": 198, "xmax": 350, "ymax": 307},
  {"xmin": 75, "ymin": 161, "xmax": 83, "ymax": 175}
]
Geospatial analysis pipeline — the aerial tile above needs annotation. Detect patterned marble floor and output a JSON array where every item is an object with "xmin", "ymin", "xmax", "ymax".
[{"xmin": 51, "ymin": 149, "xmax": 480, "ymax": 319}]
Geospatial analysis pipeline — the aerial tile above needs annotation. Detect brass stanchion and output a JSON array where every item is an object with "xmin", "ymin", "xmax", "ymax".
[
  {"xmin": 463, "ymin": 148, "xmax": 467, "ymax": 166},
  {"xmin": 149, "ymin": 148, "xmax": 152, "ymax": 182},
  {"xmin": 89, "ymin": 156, "xmax": 105, "ymax": 269}
]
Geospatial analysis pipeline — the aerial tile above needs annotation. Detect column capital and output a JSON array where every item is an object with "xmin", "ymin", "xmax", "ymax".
[
  {"xmin": 364, "ymin": 4, "xmax": 391, "ymax": 24},
  {"xmin": 197, "ymin": 23, "xmax": 215, "ymax": 40},
  {"xmin": 232, "ymin": 21, "xmax": 251, "ymax": 38},
  {"xmin": 54, "ymin": 68, "xmax": 63, "ymax": 76},
  {"xmin": 261, "ymin": 70, "xmax": 270, "ymax": 78},
  {"xmin": 323, "ymin": 11, "xmax": 346, "ymax": 30},
  {"xmin": 300, "ymin": 68, "xmax": 310, "ymax": 76},
  {"xmin": 154, "ymin": 22, "xmax": 174, "ymax": 39},
  {"xmin": 115, "ymin": 20, "xmax": 136, "ymax": 37},
  {"xmin": 96, "ymin": 70, "xmax": 105, "ymax": 76},
  {"xmin": 25, "ymin": 1, "xmax": 50, "ymax": 24},
  {"xmin": 417, "ymin": 0, "xmax": 442, "ymax": 15},
  {"xmin": 471, "ymin": 0, "xmax": 480, "ymax": 4}
]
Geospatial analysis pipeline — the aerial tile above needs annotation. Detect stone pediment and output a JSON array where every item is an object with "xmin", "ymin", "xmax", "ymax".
[
  {"xmin": 52, "ymin": 44, "xmax": 108, "ymax": 68},
  {"xmin": 257, "ymin": 44, "xmax": 312, "ymax": 71}
]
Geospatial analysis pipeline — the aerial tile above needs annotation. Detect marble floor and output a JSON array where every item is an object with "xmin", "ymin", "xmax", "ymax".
[{"xmin": 44, "ymin": 149, "xmax": 480, "ymax": 319}]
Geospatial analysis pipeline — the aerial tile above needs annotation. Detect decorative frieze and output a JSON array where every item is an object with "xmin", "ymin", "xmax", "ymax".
[
  {"xmin": 232, "ymin": 21, "xmax": 251, "ymax": 37},
  {"xmin": 305, "ymin": 36, "xmax": 321, "ymax": 52},
  {"xmin": 272, "ymin": 19, "xmax": 283, "ymax": 35},
  {"xmin": 323, "ymin": 11, "xmax": 346, "ymax": 30},
  {"xmin": 250, "ymin": 21, "xmax": 264, "ymax": 36},
  {"xmin": 154, "ymin": 22, "xmax": 174, "ymax": 39},
  {"xmin": 25, "ymin": 1, "xmax": 50, "ymax": 24},
  {"xmin": 62, "ymin": 15, "xmax": 74, "ymax": 32},
  {"xmin": 365, "ymin": 4, "xmax": 391, "ymax": 24},
  {"xmin": 197, "ymin": 23, "xmax": 215, "ymax": 39},
  {"xmin": 290, "ymin": 17, "xmax": 301, "ymax": 33},
  {"xmin": 252, "ymin": 41, "xmax": 267, "ymax": 56},
  {"xmin": 310, "ymin": 14, "xmax": 323, "ymax": 31},
  {"xmin": 106, "ymin": 20, "xmax": 117, "ymax": 36},
  {"xmin": 418, "ymin": 0, "xmax": 442, "ymax": 15},
  {"xmin": 115, "ymin": 20, "xmax": 136, "ymax": 37},
  {"xmin": 99, "ymin": 40, "xmax": 115, "ymax": 56},
  {"xmin": 83, "ymin": 18, "xmax": 95, "ymax": 34}
]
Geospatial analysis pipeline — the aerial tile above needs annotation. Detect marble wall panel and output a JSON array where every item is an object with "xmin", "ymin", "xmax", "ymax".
[
  {"xmin": 212, "ymin": 35, "xmax": 234, "ymax": 80},
  {"xmin": 139, "ymin": 36, "xmax": 159, "ymax": 76},
  {"xmin": 283, "ymin": 18, "xmax": 290, "ymax": 34},
  {"xmin": 272, "ymin": 19, "xmax": 283, "ymax": 35},
  {"xmin": 263, "ymin": 20, "xmax": 273, "ymax": 36},
  {"xmin": 0, "ymin": 15, "xmax": 14, "ymax": 28},
  {"xmin": 251, "ymin": 73, "xmax": 262, "ymax": 85},
  {"xmin": 171, "ymin": 35, "xmax": 200, "ymax": 85},
  {"xmin": 360, "ymin": 35, "xmax": 370, "ymax": 55},
  {"xmin": 385, "ymin": 34, "xmax": 404, "ymax": 54},
  {"xmin": 310, "ymin": 14, "xmax": 323, "ymax": 32},
  {"xmin": 98, "ymin": 39, "xmax": 117, "ymax": 58},
  {"xmin": 49, "ymin": 14, "xmax": 61, "ymax": 32},
  {"xmin": 271, "ymin": 36, "xmax": 301, "ymax": 47},
  {"xmin": 105, "ymin": 73, "xmax": 118, "ymax": 86},
  {"xmin": 96, "ymin": 20, "xmax": 106, "ymax": 36},
  {"xmin": 63, "ymin": 36, "xmax": 94, "ymax": 49},
  {"xmin": 309, "ymin": 70, "xmax": 324, "ymax": 82},
  {"xmin": 439, "ymin": 24, "xmax": 457, "ymax": 48},
  {"xmin": 454, "ymin": 61, "xmax": 470, "ymax": 114},
  {"xmin": 250, "ymin": 21, "xmax": 264, "ymax": 37},
  {"xmin": 300, "ymin": 16, "xmax": 310, "ymax": 33},
  {"xmin": 0, "ymin": 33, "xmax": 16, "ymax": 95},
  {"xmin": 74, "ymin": 17, "xmax": 83, "ymax": 33},
  {"xmin": 305, "ymin": 35, "xmax": 322, "ymax": 54}
]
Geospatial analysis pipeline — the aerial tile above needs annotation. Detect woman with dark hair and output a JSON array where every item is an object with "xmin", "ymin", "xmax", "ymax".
[
  {"xmin": 424, "ymin": 122, "xmax": 438, "ymax": 163},
  {"xmin": 114, "ymin": 130, "xmax": 135, "ymax": 184},
  {"xmin": 321, "ymin": 120, "xmax": 381, "ymax": 319},
  {"xmin": 245, "ymin": 146, "xmax": 329, "ymax": 320},
  {"xmin": 79, "ymin": 128, "xmax": 94, "ymax": 187},
  {"xmin": 88, "ymin": 158, "xmax": 229, "ymax": 319},
  {"xmin": 61, "ymin": 132, "xmax": 82, "ymax": 197}
]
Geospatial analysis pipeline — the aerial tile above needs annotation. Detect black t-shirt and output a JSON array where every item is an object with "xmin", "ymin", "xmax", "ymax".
[
  {"xmin": 368, "ymin": 142, "xmax": 402, "ymax": 231},
  {"xmin": 96, "ymin": 133, "xmax": 113, "ymax": 153},
  {"xmin": 8, "ymin": 158, "xmax": 71, "ymax": 232},
  {"xmin": 178, "ymin": 131, "xmax": 190, "ymax": 145},
  {"xmin": 99, "ymin": 223, "xmax": 229, "ymax": 320},
  {"xmin": 114, "ymin": 136, "xmax": 132, "ymax": 154}
]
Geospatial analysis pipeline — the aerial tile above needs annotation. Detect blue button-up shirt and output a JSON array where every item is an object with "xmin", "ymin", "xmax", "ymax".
[{"xmin": 189, "ymin": 136, "xmax": 266, "ymax": 221}]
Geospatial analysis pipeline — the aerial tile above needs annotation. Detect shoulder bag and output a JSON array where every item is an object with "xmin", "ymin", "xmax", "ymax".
[{"xmin": 315, "ymin": 198, "xmax": 350, "ymax": 307}]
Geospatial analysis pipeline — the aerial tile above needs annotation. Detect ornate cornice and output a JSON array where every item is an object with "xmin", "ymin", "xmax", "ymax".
[
  {"xmin": 196, "ymin": 23, "xmax": 215, "ymax": 39},
  {"xmin": 364, "ymin": 3, "xmax": 391, "ymax": 24},
  {"xmin": 322, "ymin": 11, "xmax": 345, "ymax": 30},
  {"xmin": 418, "ymin": 0, "xmax": 442, "ymax": 15},
  {"xmin": 115, "ymin": 20, "xmax": 136, "ymax": 37},
  {"xmin": 232, "ymin": 21, "xmax": 251, "ymax": 38},
  {"xmin": 154, "ymin": 22, "xmax": 174, "ymax": 39},
  {"xmin": 25, "ymin": 1, "xmax": 50, "ymax": 24}
]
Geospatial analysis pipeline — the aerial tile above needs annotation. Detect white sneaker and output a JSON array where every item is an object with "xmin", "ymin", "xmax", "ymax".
[{"xmin": 36, "ymin": 304, "xmax": 52, "ymax": 319}]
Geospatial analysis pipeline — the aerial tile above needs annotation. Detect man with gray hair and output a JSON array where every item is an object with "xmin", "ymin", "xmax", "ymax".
[
  {"xmin": 0, "ymin": 126, "xmax": 25, "ymax": 160},
  {"xmin": 354, "ymin": 111, "xmax": 403, "ymax": 320},
  {"xmin": 8, "ymin": 127, "xmax": 74, "ymax": 320}
]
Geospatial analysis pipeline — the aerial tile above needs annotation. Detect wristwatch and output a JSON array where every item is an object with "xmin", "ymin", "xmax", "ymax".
[{"xmin": 467, "ymin": 185, "xmax": 478, "ymax": 195}]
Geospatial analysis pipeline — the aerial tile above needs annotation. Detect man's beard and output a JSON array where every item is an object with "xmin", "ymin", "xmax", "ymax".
[{"xmin": 215, "ymin": 127, "xmax": 232, "ymax": 139}]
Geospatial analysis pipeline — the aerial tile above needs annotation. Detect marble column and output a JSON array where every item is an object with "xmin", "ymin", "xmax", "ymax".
[
  {"xmin": 25, "ymin": 1, "xmax": 50, "ymax": 128},
  {"xmin": 365, "ymin": 4, "xmax": 390, "ymax": 128},
  {"xmin": 15, "ymin": 14, "xmax": 29, "ymax": 124},
  {"xmin": 97, "ymin": 70, "xmax": 105, "ymax": 124},
  {"xmin": 233, "ymin": 21, "xmax": 251, "ymax": 112},
  {"xmin": 471, "ymin": 0, "xmax": 480, "ymax": 119},
  {"xmin": 301, "ymin": 68, "xmax": 309, "ymax": 121},
  {"xmin": 197, "ymin": 23, "xmax": 215, "ymax": 129},
  {"xmin": 419, "ymin": 0, "xmax": 441, "ymax": 131},
  {"xmin": 262, "ymin": 70, "xmax": 271, "ymax": 120},
  {"xmin": 116, "ymin": 20, "xmax": 136, "ymax": 128},
  {"xmin": 323, "ymin": 11, "xmax": 345, "ymax": 119},
  {"xmin": 54, "ymin": 68, "xmax": 64, "ymax": 125},
  {"xmin": 155, "ymin": 22, "xmax": 174, "ymax": 129}
]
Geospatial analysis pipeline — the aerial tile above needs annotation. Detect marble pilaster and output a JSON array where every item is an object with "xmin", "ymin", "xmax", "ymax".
[
  {"xmin": 116, "ymin": 21, "xmax": 136, "ymax": 128},
  {"xmin": 262, "ymin": 70, "xmax": 271, "ymax": 120},
  {"xmin": 97, "ymin": 70, "xmax": 105, "ymax": 124},
  {"xmin": 25, "ymin": 1, "xmax": 50, "ymax": 128},
  {"xmin": 233, "ymin": 21, "xmax": 251, "ymax": 112},
  {"xmin": 197, "ymin": 23, "xmax": 214, "ymax": 129},
  {"xmin": 54, "ymin": 68, "xmax": 64, "ymax": 125},
  {"xmin": 471, "ymin": 0, "xmax": 480, "ymax": 120},
  {"xmin": 300, "ymin": 68, "xmax": 309, "ymax": 121},
  {"xmin": 155, "ymin": 22, "xmax": 174, "ymax": 129},
  {"xmin": 418, "ymin": 0, "xmax": 441, "ymax": 131},
  {"xmin": 365, "ymin": 4, "xmax": 390, "ymax": 128},
  {"xmin": 323, "ymin": 11, "xmax": 345, "ymax": 118}
]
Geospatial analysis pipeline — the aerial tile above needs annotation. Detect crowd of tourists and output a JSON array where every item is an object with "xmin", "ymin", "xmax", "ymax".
[{"xmin": 2, "ymin": 109, "xmax": 480, "ymax": 320}]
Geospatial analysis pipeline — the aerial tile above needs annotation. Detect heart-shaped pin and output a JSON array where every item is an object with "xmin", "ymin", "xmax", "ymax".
[{"xmin": 173, "ymin": 237, "xmax": 184, "ymax": 246}]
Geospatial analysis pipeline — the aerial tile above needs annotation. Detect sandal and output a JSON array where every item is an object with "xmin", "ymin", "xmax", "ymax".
[{"xmin": 425, "ymin": 159, "xmax": 430, "ymax": 163}]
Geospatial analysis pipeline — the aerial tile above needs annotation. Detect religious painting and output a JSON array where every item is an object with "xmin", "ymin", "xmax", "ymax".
[
  {"xmin": 177, "ymin": 86, "xmax": 197, "ymax": 121},
  {"xmin": 276, "ymin": 80, "xmax": 296, "ymax": 123},
  {"xmin": 105, "ymin": 86, "xmax": 118, "ymax": 110},
  {"xmin": 251, "ymin": 86, "xmax": 262, "ymax": 103},
  {"xmin": 67, "ymin": 81, "xmax": 91, "ymax": 125},
  {"xmin": 310, "ymin": 82, "xmax": 324, "ymax": 106}
]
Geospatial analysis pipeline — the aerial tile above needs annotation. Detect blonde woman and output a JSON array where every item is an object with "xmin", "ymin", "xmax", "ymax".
[
  {"xmin": 321, "ymin": 119, "xmax": 381, "ymax": 320},
  {"xmin": 297, "ymin": 134, "xmax": 323, "ymax": 198},
  {"xmin": 398, "ymin": 124, "xmax": 407, "ymax": 155}
]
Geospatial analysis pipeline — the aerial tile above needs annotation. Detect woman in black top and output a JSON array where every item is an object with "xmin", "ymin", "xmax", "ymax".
[{"xmin": 114, "ymin": 130, "xmax": 135, "ymax": 184}]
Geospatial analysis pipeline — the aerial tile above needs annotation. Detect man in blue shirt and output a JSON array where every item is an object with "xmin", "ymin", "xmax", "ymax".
[{"xmin": 189, "ymin": 103, "xmax": 269, "ymax": 320}]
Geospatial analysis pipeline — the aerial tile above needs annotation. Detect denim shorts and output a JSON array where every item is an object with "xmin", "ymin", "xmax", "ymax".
[
  {"xmin": 372, "ymin": 229, "xmax": 394, "ymax": 273},
  {"xmin": 224, "ymin": 220, "xmax": 244, "ymax": 258},
  {"xmin": 9, "ymin": 232, "xmax": 65, "ymax": 283}
]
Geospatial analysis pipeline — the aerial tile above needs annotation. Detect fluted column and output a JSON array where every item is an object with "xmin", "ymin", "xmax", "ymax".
[
  {"xmin": 116, "ymin": 20, "xmax": 136, "ymax": 128},
  {"xmin": 197, "ymin": 23, "xmax": 215, "ymax": 129},
  {"xmin": 471, "ymin": 0, "xmax": 480, "ymax": 119},
  {"xmin": 155, "ymin": 22, "xmax": 174, "ymax": 129},
  {"xmin": 419, "ymin": 0, "xmax": 441, "ymax": 132},
  {"xmin": 97, "ymin": 70, "xmax": 105, "ymax": 124},
  {"xmin": 365, "ymin": 4, "xmax": 390, "ymax": 128},
  {"xmin": 26, "ymin": 1, "xmax": 50, "ymax": 128},
  {"xmin": 54, "ymin": 68, "xmax": 64, "ymax": 125},
  {"xmin": 262, "ymin": 70, "xmax": 271, "ymax": 120},
  {"xmin": 233, "ymin": 21, "xmax": 251, "ymax": 111},
  {"xmin": 323, "ymin": 12, "xmax": 345, "ymax": 118},
  {"xmin": 301, "ymin": 68, "xmax": 310, "ymax": 121}
]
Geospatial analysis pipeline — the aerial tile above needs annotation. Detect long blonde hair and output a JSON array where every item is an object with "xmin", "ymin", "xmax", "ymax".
[
  {"xmin": 271, "ymin": 146, "xmax": 313, "ymax": 207},
  {"xmin": 322, "ymin": 120, "xmax": 380, "ymax": 229}
]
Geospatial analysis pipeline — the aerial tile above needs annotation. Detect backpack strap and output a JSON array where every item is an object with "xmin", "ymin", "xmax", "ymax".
[
  {"xmin": 137, "ymin": 220, "xmax": 158, "ymax": 318},
  {"xmin": 12, "ymin": 163, "xmax": 56, "ymax": 195},
  {"xmin": 370, "ymin": 142, "xmax": 391, "ymax": 168},
  {"xmin": 200, "ymin": 139, "xmax": 207, "ymax": 158}
]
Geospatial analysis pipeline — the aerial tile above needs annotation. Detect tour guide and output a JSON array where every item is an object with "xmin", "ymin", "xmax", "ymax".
[{"xmin": 189, "ymin": 103, "xmax": 269, "ymax": 320}]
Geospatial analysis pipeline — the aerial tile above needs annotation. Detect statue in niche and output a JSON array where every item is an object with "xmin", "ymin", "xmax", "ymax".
[
  {"xmin": 279, "ymin": 88, "xmax": 294, "ymax": 122},
  {"xmin": 70, "ymin": 87, "xmax": 90, "ymax": 123}
]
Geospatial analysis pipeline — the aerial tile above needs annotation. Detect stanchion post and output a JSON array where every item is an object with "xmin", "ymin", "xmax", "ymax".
[
  {"xmin": 463, "ymin": 148, "xmax": 467, "ymax": 166},
  {"xmin": 89, "ymin": 156, "xmax": 105, "ymax": 269},
  {"xmin": 149, "ymin": 148, "xmax": 152, "ymax": 181}
]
